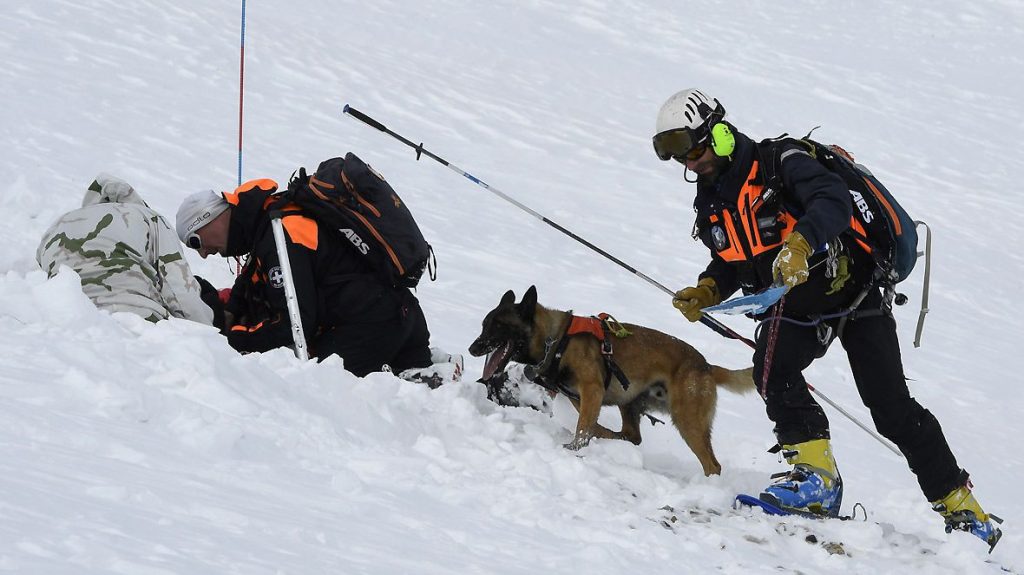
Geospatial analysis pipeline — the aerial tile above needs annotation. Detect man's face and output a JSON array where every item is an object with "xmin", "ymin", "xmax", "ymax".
[
  {"xmin": 683, "ymin": 145, "xmax": 720, "ymax": 177},
  {"xmin": 191, "ymin": 210, "xmax": 231, "ymax": 259}
]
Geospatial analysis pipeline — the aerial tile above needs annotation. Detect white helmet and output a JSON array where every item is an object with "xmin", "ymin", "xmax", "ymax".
[
  {"xmin": 652, "ymin": 89, "xmax": 727, "ymax": 161},
  {"xmin": 655, "ymin": 88, "xmax": 725, "ymax": 134}
]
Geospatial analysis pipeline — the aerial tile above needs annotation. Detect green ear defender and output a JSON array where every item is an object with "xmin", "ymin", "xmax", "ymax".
[{"xmin": 709, "ymin": 122, "xmax": 735, "ymax": 157}]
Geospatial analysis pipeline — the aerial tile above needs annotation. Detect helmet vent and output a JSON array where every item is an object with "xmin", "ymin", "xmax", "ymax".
[{"xmin": 655, "ymin": 88, "xmax": 726, "ymax": 135}]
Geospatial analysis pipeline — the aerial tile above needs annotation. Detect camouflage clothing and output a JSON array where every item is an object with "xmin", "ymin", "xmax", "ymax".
[{"xmin": 36, "ymin": 174, "xmax": 213, "ymax": 324}]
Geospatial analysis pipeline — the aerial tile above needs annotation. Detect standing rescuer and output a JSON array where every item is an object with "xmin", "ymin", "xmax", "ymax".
[{"xmin": 654, "ymin": 88, "xmax": 1001, "ymax": 549}]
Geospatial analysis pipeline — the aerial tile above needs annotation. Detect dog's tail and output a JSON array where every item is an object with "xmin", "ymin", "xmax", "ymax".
[{"xmin": 710, "ymin": 366, "xmax": 756, "ymax": 394}]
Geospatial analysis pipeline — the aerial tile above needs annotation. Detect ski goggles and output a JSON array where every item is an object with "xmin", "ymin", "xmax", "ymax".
[
  {"xmin": 185, "ymin": 232, "xmax": 203, "ymax": 250},
  {"xmin": 652, "ymin": 126, "xmax": 709, "ymax": 161},
  {"xmin": 681, "ymin": 144, "xmax": 708, "ymax": 161}
]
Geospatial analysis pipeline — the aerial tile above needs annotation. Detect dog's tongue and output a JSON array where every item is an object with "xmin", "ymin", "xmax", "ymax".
[{"xmin": 481, "ymin": 342, "xmax": 513, "ymax": 381}]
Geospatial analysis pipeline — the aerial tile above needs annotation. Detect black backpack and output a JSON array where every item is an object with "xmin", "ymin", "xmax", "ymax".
[
  {"xmin": 759, "ymin": 136, "xmax": 921, "ymax": 285},
  {"xmin": 281, "ymin": 152, "xmax": 434, "ymax": 288}
]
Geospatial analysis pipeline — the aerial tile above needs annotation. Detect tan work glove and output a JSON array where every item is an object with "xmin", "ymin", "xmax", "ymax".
[
  {"xmin": 772, "ymin": 231, "xmax": 813, "ymax": 290},
  {"xmin": 672, "ymin": 277, "xmax": 720, "ymax": 322}
]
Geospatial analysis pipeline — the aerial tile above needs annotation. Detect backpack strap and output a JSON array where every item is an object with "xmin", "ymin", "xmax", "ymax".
[
  {"xmin": 912, "ymin": 221, "xmax": 932, "ymax": 348},
  {"xmin": 753, "ymin": 135, "xmax": 813, "ymax": 212},
  {"xmin": 754, "ymin": 135, "xmax": 787, "ymax": 192},
  {"xmin": 780, "ymin": 147, "xmax": 813, "ymax": 163}
]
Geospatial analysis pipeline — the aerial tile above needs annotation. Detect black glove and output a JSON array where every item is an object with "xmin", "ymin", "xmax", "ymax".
[{"xmin": 194, "ymin": 275, "xmax": 226, "ymax": 331}]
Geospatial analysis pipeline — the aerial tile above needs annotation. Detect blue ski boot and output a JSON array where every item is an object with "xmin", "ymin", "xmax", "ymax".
[
  {"xmin": 759, "ymin": 439, "xmax": 843, "ymax": 517},
  {"xmin": 931, "ymin": 483, "xmax": 1003, "ymax": 552}
]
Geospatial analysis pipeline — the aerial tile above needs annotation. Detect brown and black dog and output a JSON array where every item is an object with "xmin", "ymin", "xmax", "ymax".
[{"xmin": 469, "ymin": 285, "xmax": 754, "ymax": 476}]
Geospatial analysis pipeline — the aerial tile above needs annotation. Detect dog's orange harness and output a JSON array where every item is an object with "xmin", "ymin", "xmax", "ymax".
[
  {"xmin": 524, "ymin": 312, "xmax": 633, "ymax": 397},
  {"xmin": 567, "ymin": 315, "xmax": 606, "ymax": 340}
]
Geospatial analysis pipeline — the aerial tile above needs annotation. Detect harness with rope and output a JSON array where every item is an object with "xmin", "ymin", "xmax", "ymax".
[{"xmin": 523, "ymin": 312, "xmax": 634, "ymax": 401}]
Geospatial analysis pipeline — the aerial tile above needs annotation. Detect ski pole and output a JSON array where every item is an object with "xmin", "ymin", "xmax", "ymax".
[
  {"xmin": 342, "ymin": 104, "xmax": 901, "ymax": 457},
  {"xmin": 808, "ymin": 382, "xmax": 903, "ymax": 457},
  {"xmin": 232, "ymin": 0, "xmax": 248, "ymax": 278},
  {"xmin": 699, "ymin": 308, "xmax": 901, "ymax": 457},
  {"xmin": 717, "ymin": 311, "xmax": 903, "ymax": 458},
  {"xmin": 343, "ymin": 105, "xmax": 671, "ymax": 296},
  {"xmin": 345, "ymin": 105, "xmax": 763, "ymax": 346},
  {"xmin": 237, "ymin": 0, "xmax": 247, "ymax": 187}
]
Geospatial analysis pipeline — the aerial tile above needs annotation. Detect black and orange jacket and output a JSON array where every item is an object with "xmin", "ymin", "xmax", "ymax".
[
  {"xmin": 692, "ymin": 131, "xmax": 867, "ymax": 316},
  {"xmin": 221, "ymin": 179, "xmax": 399, "ymax": 355}
]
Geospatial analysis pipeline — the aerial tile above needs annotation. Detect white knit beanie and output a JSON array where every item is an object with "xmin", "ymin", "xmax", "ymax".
[{"xmin": 175, "ymin": 189, "xmax": 229, "ymax": 243}]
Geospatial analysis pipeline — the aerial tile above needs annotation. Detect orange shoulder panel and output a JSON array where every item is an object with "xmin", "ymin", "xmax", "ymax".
[
  {"xmin": 282, "ymin": 214, "xmax": 319, "ymax": 250},
  {"xmin": 224, "ymin": 178, "xmax": 279, "ymax": 206}
]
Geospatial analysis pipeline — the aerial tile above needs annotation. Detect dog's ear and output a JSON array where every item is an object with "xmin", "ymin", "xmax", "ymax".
[
  {"xmin": 500, "ymin": 289, "xmax": 516, "ymax": 307},
  {"xmin": 521, "ymin": 285, "xmax": 537, "ymax": 306},
  {"xmin": 518, "ymin": 285, "xmax": 538, "ymax": 321}
]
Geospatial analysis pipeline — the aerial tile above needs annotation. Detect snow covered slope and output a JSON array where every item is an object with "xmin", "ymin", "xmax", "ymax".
[{"xmin": 2, "ymin": 1, "xmax": 1022, "ymax": 573}]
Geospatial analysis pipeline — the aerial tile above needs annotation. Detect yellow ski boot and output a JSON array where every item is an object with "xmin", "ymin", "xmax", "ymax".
[{"xmin": 931, "ymin": 483, "xmax": 1002, "ymax": 552}]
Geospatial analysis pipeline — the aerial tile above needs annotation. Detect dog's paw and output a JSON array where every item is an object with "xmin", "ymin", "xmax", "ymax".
[{"xmin": 563, "ymin": 436, "xmax": 591, "ymax": 451}]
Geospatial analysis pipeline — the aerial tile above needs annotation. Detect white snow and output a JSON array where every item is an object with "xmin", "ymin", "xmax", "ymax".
[{"xmin": 2, "ymin": 1, "xmax": 1023, "ymax": 573}]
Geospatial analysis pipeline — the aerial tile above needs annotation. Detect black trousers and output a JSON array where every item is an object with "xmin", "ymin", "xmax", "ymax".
[
  {"xmin": 314, "ymin": 289, "xmax": 432, "ymax": 378},
  {"xmin": 752, "ymin": 288, "xmax": 965, "ymax": 501}
]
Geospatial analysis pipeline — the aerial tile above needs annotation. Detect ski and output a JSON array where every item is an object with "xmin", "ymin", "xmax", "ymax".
[
  {"xmin": 734, "ymin": 493, "xmax": 847, "ymax": 520},
  {"xmin": 734, "ymin": 494, "xmax": 1006, "ymax": 554},
  {"xmin": 702, "ymin": 285, "xmax": 787, "ymax": 316},
  {"xmin": 653, "ymin": 502, "xmax": 1019, "ymax": 569},
  {"xmin": 735, "ymin": 493, "xmax": 793, "ymax": 516},
  {"xmin": 653, "ymin": 503, "xmax": 851, "ymax": 556}
]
